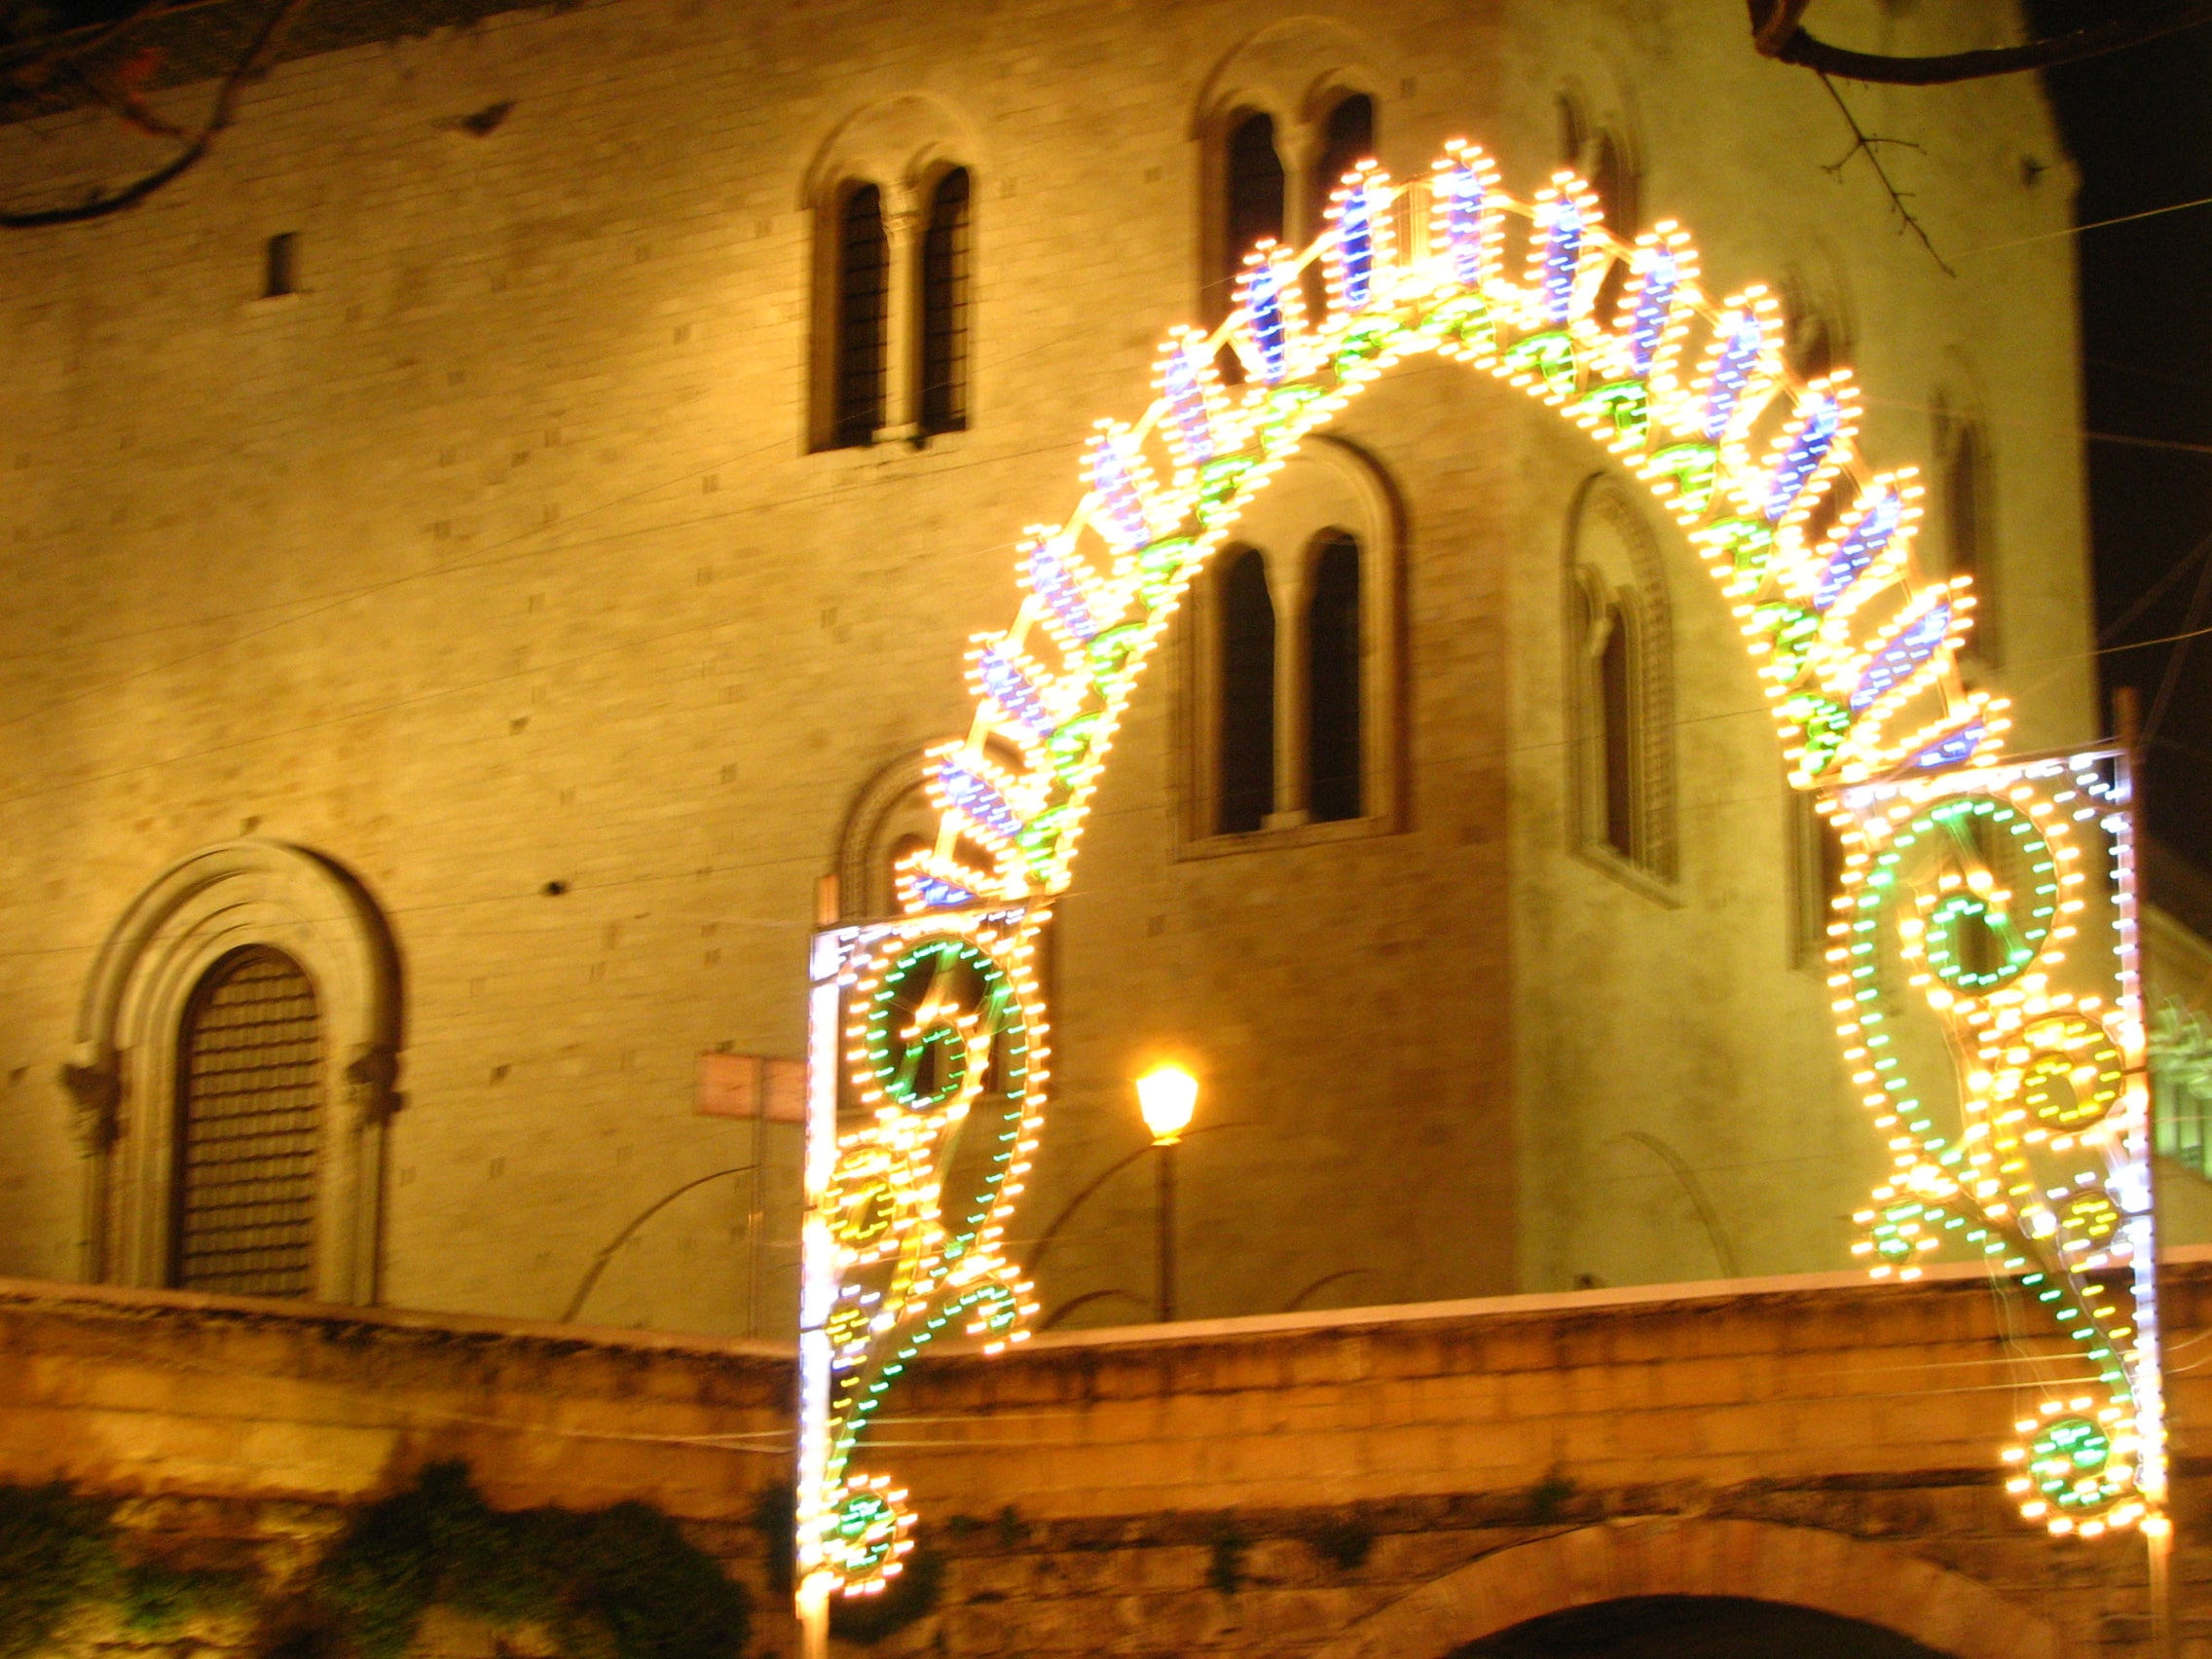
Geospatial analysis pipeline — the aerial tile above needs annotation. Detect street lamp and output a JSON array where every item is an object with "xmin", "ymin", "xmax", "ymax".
[{"xmin": 1135, "ymin": 1064, "xmax": 1198, "ymax": 1320}]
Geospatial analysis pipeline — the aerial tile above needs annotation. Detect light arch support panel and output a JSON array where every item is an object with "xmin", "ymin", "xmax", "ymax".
[{"xmin": 795, "ymin": 143, "xmax": 2164, "ymax": 1620}]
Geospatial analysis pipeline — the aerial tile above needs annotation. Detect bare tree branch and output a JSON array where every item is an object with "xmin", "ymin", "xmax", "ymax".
[
  {"xmin": 1751, "ymin": 0, "xmax": 2212, "ymax": 86},
  {"xmin": 0, "ymin": 0, "xmax": 313, "ymax": 229},
  {"xmin": 1815, "ymin": 72, "xmax": 1954, "ymax": 277},
  {"xmin": 1748, "ymin": 0, "xmax": 1816, "ymax": 57}
]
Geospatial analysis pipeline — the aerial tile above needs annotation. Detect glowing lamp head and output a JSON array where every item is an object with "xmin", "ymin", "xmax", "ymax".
[{"xmin": 1135, "ymin": 1064, "xmax": 1198, "ymax": 1145}]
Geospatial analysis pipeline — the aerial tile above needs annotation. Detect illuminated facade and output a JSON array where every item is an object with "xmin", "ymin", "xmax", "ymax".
[{"xmin": 2, "ymin": 0, "xmax": 2193, "ymax": 1552}]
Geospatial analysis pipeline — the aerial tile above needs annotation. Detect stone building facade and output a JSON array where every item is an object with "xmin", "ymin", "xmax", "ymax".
[{"xmin": 0, "ymin": 0, "xmax": 2168, "ymax": 1346}]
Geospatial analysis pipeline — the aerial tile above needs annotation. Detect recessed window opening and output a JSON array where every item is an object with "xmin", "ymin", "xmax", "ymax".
[
  {"xmin": 1218, "ymin": 545, "xmax": 1276, "ymax": 833},
  {"xmin": 1587, "ymin": 132, "xmax": 1636, "ymax": 320},
  {"xmin": 1306, "ymin": 532, "xmax": 1364, "ymax": 823},
  {"xmin": 1310, "ymin": 93, "xmax": 1375, "ymax": 222},
  {"xmin": 1945, "ymin": 419, "xmax": 1988, "ymax": 629},
  {"xmin": 263, "ymin": 232, "xmax": 299, "ymax": 299},
  {"xmin": 920, "ymin": 168, "xmax": 972, "ymax": 435},
  {"xmin": 1598, "ymin": 601, "xmax": 1637, "ymax": 859},
  {"xmin": 1224, "ymin": 112, "xmax": 1285, "ymax": 294},
  {"xmin": 1556, "ymin": 93, "xmax": 1587, "ymax": 167},
  {"xmin": 833, "ymin": 184, "xmax": 890, "ymax": 448},
  {"xmin": 172, "ymin": 945, "xmax": 321, "ymax": 1299}
]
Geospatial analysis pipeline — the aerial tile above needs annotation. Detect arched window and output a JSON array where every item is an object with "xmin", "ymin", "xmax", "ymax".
[
  {"xmin": 1223, "ymin": 112, "xmax": 1285, "ymax": 294},
  {"xmin": 69, "ymin": 841, "xmax": 400, "ymax": 1304},
  {"xmin": 920, "ymin": 167, "xmax": 972, "ymax": 436},
  {"xmin": 1309, "ymin": 93, "xmax": 1374, "ymax": 223},
  {"xmin": 1218, "ymin": 545, "xmax": 1276, "ymax": 833},
  {"xmin": 833, "ymin": 184, "xmax": 890, "ymax": 448},
  {"xmin": 1596, "ymin": 600, "xmax": 1636, "ymax": 858},
  {"xmin": 173, "ymin": 945, "xmax": 322, "ymax": 1298},
  {"xmin": 1587, "ymin": 129, "xmax": 1633, "ymax": 237},
  {"xmin": 1943, "ymin": 416, "xmax": 1993, "ymax": 659},
  {"xmin": 1306, "ymin": 532, "xmax": 1363, "ymax": 823},
  {"xmin": 1568, "ymin": 478, "xmax": 1675, "ymax": 887}
]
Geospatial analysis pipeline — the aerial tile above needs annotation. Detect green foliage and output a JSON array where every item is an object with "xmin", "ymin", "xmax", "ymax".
[
  {"xmin": 828, "ymin": 1545, "xmax": 942, "ymax": 1646},
  {"xmin": 121, "ymin": 1561, "xmax": 255, "ymax": 1634},
  {"xmin": 313, "ymin": 1460, "xmax": 751, "ymax": 1659},
  {"xmin": 0, "ymin": 1481, "xmax": 255, "ymax": 1654},
  {"xmin": 0, "ymin": 1483, "xmax": 117, "ymax": 1659},
  {"xmin": 1205, "ymin": 1525, "xmax": 1250, "ymax": 1596},
  {"xmin": 1306, "ymin": 1517, "xmax": 1374, "ymax": 1572}
]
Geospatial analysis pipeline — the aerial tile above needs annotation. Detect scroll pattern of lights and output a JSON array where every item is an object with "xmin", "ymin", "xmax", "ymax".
[
  {"xmin": 797, "ymin": 909, "xmax": 1045, "ymax": 1606},
  {"xmin": 1836, "ymin": 755, "xmax": 2161, "ymax": 1536},
  {"xmin": 799, "ymin": 137, "xmax": 2158, "ymax": 1604}
]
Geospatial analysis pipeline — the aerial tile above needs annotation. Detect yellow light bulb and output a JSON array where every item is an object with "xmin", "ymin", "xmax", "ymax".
[{"xmin": 1135, "ymin": 1064, "xmax": 1199, "ymax": 1144}]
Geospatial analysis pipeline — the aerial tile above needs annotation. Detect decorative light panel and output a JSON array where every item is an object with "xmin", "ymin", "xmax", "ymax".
[
  {"xmin": 1835, "ymin": 751, "xmax": 2161, "ymax": 1537},
  {"xmin": 795, "ymin": 141, "xmax": 2158, "ymax": 1628}
]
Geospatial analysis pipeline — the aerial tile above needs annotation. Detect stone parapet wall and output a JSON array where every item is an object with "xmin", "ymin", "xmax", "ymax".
[{"xmin": 6, "ymin": 1261, "xmax": 2209, "ymax": 1655}]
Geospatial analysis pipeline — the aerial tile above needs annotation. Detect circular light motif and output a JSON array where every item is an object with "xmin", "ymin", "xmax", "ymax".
[
  {"xmin": 2030, "ymin": 1417, "xmax": 2115, "ymax": 1511},
  {"xmin": 1863, "ymin": 794, "xmax": 2058, "ymax": 998},
  {"xmin": 825, "ymin": 1479, "xmax": 913, "ymax": 1591},
  {"xmin": 2063, "ymin": 1189, "xmax": 2120, "ymax": 1246},
  {"xmin": 2015, "ymin": 1015, "xmax": 2125, "ymax": 1131}
]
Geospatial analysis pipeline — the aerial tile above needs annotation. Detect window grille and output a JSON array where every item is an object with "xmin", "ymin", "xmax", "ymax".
[
  {"xmin": 173, "ymin": 946, "xmax": 321, "ymax": 1298},
  {"xmin": 833, "ymin": 184, "xmax": 889, "ymax": 448},
  {"xmin": 1218, "ymin": 546, "xmax": 1276, "ymax": 833},
  {"xmin": 920, "ymin": 168, "xmax": 972, "ymax": 435},
  {"xmin": 1307, "ymin": 532, "xmax": 1364, "ymax": 823}
]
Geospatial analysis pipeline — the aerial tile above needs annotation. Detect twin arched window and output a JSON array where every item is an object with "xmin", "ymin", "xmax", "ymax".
[
  {"xmin": 826, "ymin": 167, "xmax": 973, "ymax": 449},
  {"xmin": 1214, "ymin": 533, "xmax": 1366, "ymax": 834}
]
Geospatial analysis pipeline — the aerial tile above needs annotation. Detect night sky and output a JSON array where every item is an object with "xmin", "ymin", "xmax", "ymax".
[{"xmin": 2035, "ymin": 6, "xmax": 2212, "ymax": 868}]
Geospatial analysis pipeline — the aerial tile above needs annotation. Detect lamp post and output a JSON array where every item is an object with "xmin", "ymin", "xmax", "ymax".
[{"xmin": 1135, "ymin": 1064, "xmax": 1198, "ymax": 1322}]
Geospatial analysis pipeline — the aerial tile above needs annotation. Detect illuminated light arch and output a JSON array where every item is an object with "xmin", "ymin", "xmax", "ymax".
[{"xmin": 794, "ymin": 142, "xmax": 2164, "ymax": 1625}]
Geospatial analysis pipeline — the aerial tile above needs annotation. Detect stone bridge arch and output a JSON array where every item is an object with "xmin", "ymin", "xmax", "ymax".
[{"xmin": 1309, "ymin": 1519, "xmax": 2060, "ymax": 1659}]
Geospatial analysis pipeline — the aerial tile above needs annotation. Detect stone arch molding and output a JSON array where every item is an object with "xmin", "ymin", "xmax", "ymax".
[
  {"xmin": 64, "ymin": 839, "xmax": 402, "ymax": 1305},
  {"xmin": 1192, "ymin": 14, "xmax": 1385, "ymax": 154},
  {"xmin": 800, "ymin": 92, "xmax": 983, "ymax": 219},
  {"xmin": 1307, "ymin": 1519, "xmax": 2060, "ymax": 1659}
]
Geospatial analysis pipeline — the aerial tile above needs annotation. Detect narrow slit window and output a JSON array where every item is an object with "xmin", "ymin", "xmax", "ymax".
[
  {"xmin": 1218, "ymin": 546, "xmax": 1276, "ymax": 833},
  {"xmin": 1599, "ymin": 601, "xmax": 1636, "ymax": 859},
  {"xmin": 833, "ymin": 184, "xmax": 889, "ymax": 448},
  {"xmin": 1944, "ymin": 420, "xmax": 1992, "ymax": 659},
  {"xmin": 173, "ymin": 945, "xmax": 321, "ymax": 1299},
  {"xmin": 1306, "ymin": 533, "xmax": 1363, "ymax": 823},
  {"xmin": 920, "ymin": 168, "xmax": 972, "ymax": 435},
  {"xmin": 264, "ymin": 233, "xmax": 298, "ymax": 299}
]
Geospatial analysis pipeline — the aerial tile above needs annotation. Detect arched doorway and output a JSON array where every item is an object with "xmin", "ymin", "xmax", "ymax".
[
  {"xmin": 1304, "ymin": 1520, "xmax": 2059, "ymax": 1659},
  {"xmin": 1459, "ymin": 1596, "xmax": 1948, "ymax": 1659}
]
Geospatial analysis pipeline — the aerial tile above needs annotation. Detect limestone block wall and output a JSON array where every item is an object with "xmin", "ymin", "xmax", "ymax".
[
  {"xmin": 5, "ymin": 1259, "xmax": 2211, "ymax": 1657},
  {"xmin": 0, "ymin": 0, "xmax": 2096, "ymax": 1335},
  {"xmin": 0, "ymin": 1275, "xmax": 793, "ymax": 1656}
]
